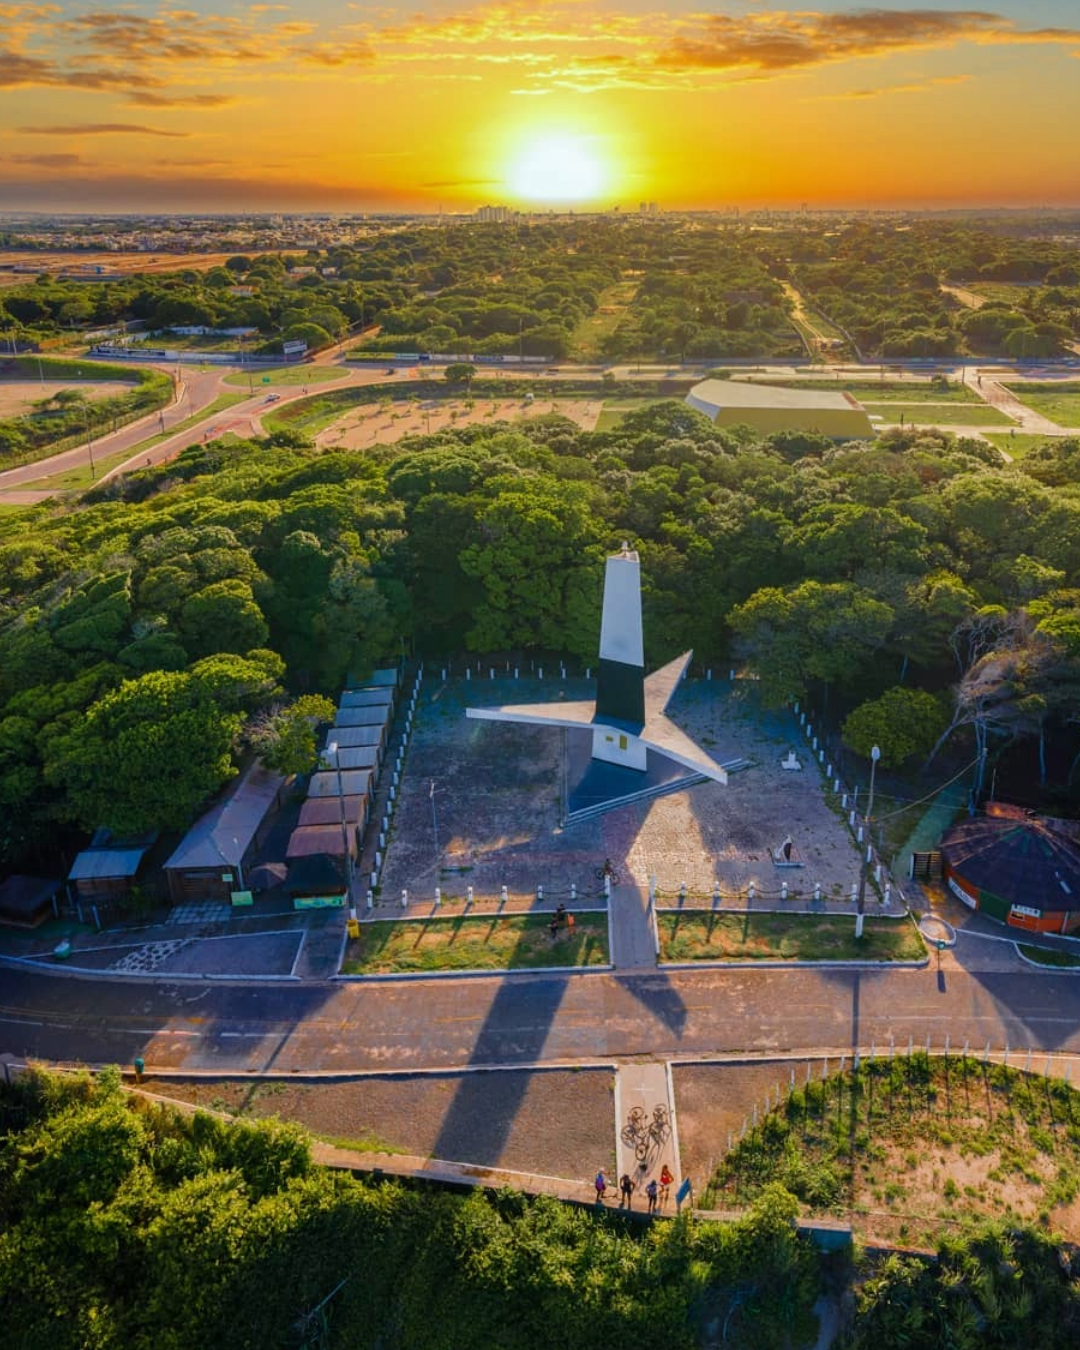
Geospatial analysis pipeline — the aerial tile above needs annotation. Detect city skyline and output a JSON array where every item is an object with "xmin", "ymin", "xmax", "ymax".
[{"xmin": 1, "ymin": 1, "xmax": 1080, "ymax": 213}]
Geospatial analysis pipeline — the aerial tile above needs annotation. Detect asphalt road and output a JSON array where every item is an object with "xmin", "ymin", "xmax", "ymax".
[{"xmin": 4, "ymin": 957, "xmax": 1080, "ymax": 1076}]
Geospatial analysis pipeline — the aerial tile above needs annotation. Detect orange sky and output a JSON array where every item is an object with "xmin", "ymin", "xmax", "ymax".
[{"xmin": 2, "ymin": 2, "xmax": 1080, "ymax": 212}]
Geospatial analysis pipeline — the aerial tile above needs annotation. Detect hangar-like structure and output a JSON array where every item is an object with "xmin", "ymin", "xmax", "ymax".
[{"xmin": 686, "ymin": 379, "xmax": 874, "ymax": 440}]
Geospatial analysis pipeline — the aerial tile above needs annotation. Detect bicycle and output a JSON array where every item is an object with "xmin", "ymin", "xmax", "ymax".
[{"xmin": 594, "ymin": 863, "xmax": 621, "ymax": 886}]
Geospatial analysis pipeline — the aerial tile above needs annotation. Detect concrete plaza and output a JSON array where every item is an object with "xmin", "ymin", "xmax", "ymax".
[{"xmin": 375, "ymin": 675, "xmax": 863, "ymax": 909}]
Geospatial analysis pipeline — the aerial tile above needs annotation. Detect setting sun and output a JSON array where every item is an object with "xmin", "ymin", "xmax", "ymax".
[{"xmin": 506, "ymin": 134, "xmax": 609, "ymax": 205}]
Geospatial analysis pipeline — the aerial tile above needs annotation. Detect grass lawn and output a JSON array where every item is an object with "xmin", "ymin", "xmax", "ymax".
[
  {"xmin": 983, "ymin": 431, "xmax": 1062, "ymax": 460},
  {"xmin": 863, "ymin": 401, "xmax": 1011, "ymax": 426},
  {"xmin": 770, "ymin": 378, "xmax": 981, "ymax": 403},
  {"xmin": 705, "ymin": 1053, "xmax": 1080, "ymax": 1246},
  {"xmin": 341, "ymin": 912, "xmax": 609, "ymax": 974},
  {"xmin": 658, "ymin": 911, "xmax": 925, "ymax": 963},
  {"xmin": 1003, "ymin": 382, "xmax": 1080, "ymax": 428},
  {"xmin": 593, "ymin": 396, "xmax": 668, "ymax": 431},
  {"xmin": 223, "ymin": 365, "xmax": 349, "ymax": 389},
  {"xmin": 1017, "ymin": 943, "xmax": 1080, "ymax": 969},
  {"xmin": 567, "ymin": 280, "xmax": 639, "ymax": 361}
]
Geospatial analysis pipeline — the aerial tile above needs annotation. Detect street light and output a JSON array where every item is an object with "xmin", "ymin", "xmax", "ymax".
[
  {"xmin": 430, "ymin": 779, "xmax": 440, "ymax": 868},
  {"xmin": 855, "ymin": 745, "xmax": 880, "ymax": 939},
  {"xmin": 82, "ymin": 404, "xmax": 96, "ymax": 480},
  {"xmin": 326, "ymin": 742, "xmax": 352, "ymax": 907}
]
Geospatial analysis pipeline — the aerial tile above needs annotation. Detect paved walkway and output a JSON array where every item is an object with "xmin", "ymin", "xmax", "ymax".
[
  {"xmin": 609, "ymin": 884, "xmax": 656, "ymax": 970},
  {"xmin": 613, "ymin": 1060, "xmax": 680, "ymax": 1212}
]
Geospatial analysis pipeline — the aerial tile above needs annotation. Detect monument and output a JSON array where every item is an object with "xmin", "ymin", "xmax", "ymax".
[{"xmin": 467, "ymin": 545, "xmax": 733, "ymax": 822}]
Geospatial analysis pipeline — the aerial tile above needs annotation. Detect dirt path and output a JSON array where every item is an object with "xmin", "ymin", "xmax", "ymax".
[
  {"xmin": 941, "ymin": 282, "xmax": 986, "ymax": 310},
  {"xmin": 781, "ymin": 282, "xmax": 849, "ymax": 362}
]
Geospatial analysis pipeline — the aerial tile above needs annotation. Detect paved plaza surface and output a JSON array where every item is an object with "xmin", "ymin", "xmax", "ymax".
[{"xmin": 376, "ymin": 676, "xmax": 863, "ymax": 909}]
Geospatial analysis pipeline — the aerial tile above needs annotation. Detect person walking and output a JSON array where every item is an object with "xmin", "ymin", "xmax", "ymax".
[
  {"xmin": 659, "ymin": 1164, "xmax": 674, "ymax": 1206},
  {"xmin": 645, "ymin": 1178, "xmax": 659, "ymax": 1215},
  {"xmin": 619, "ymin": 1173, "xmax": 635, "ymax": 1209},
  {"xmin": 594, "ymin": 1169, "xmax": 608, "ymax": 1204}
]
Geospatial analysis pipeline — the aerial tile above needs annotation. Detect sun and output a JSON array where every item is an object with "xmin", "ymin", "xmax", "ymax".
[{"xmin": 506, "ymin": 134, "xmax": 608, "ymax": 204}]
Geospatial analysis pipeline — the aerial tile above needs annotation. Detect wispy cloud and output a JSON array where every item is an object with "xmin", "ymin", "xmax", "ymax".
[
  {"xmin": 820, "ymin": 73, "xmax": 973, "ymax": 100},
  {"xmin": 125, "ymin": 91, "xmax": 237, "ymax": 108},
  {"xmin": 17, "ymin": 122, "xmax": 189, "ymax": 137}
]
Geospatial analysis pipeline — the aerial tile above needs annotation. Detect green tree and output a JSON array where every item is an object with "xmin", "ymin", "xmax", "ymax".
[
  {"xmin": 246, "ymin": 694, "xmax": 335, "ymax": 775},
  {"xmin": 842, "ymin": 687, "xmax": 949, "ymax": 766},
  {"xmin": 45, "ymin": 670, "xmax": 243, "ymax": 833}
]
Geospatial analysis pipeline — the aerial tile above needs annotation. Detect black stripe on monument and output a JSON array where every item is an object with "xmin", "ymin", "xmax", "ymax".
[{"xmin": 595, "ymin": 657, "xmax": 645, "ymax": 726}]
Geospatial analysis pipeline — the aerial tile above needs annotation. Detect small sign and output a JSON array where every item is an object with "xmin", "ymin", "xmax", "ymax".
[
  {"xmin": 293, "ymin": 893, "xmax": 346, "ymax": 911},
  {"xmin": 262, "ymin": 376, "xmax": 271, "ymax": 383},
  {"xmin": 676, "ymin": 1177, "xmax": 692, "ymax": 1205},
  {"xmin": 231, "ymin": 890, "xmax": 254, "ymax": 907}
]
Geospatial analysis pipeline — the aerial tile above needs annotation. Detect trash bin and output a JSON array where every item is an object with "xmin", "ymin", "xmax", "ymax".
[
  {"xmin": 53, "ymin": 939, "xmax": 72, "ymax": 960},
  {"xmin": 346, "ymin": 918, "xmax": 360, "ymax": 940},
  {"xmin": 134, "ymin": 1057, "xmax": 145, "ymax": 1082}
]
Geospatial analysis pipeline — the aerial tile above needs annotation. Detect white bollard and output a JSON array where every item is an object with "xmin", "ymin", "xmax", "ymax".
[
  {"xmin": 874, "ymin": 863, "xmax": 882, "ymax": 882},
  {"xmin": 851, "ymin": 882, "xmax": 858, "ymax": 902},
  {"xmin": 834, "ymin": 778, "xmax": 840, "ymax": 793},
  {"xmin": 884, "ymin": 884, "xmax": 891, "ymax": 904},
  {"xmin": 434, "ymin": 887, "xmax": 441, "ymax": 906},
  {"xmin": 501, "ymin": 885, "xmax": 508, "ymax": 903},
  {"xmin": 538, "ymin": 666, "xmax": 543, "ymax": 679},
  {"xmin": 379, "ymin": 832, "xmax": 386, "ymax": 851},
  {"xmin": 389, "ymin": 786, "xmax": 396, "ymax": 803},
  {"xmin": 466, "ymin": 886, "xmax": 473, "ymax": 905},
  {"xmin": 604, "ymin": 875, "xmax": 611, "ymax": 898},
  {"xmin": 537, "ymin": 884, "xmax": 543, "ymax": 902},
  {"xmin": 748, "ymin": 880, "xmax": 755, "ymax": 901},
  {"xmin": 490, "ymin": 668, "xmax": 495, "ymax": 679},
  {"xmin": 366, "ymin": 889, "xmax": 374, "ymax": 910},
  {"xmin": 514, "ymin": 667, "xmax": 519, "ymax": 678},
  {"xmin": 814, "ymin": 883, "xmax": 821, "ymax": 901},
  {"xmin": 857, "ymin": 825, "xmax": 863, "ymax": 843},
  {"xmin": 826, "ymin": 764, "xmax": 832, "ymax": 779},
  {"xmin": 679, "ymin": 883, "xmax": 687, "ymax": 903},
  {"xmin": 849, "ymin": 810, "xmax": 856, "ymax": 827},
  {"xmin": 393, "ymin": 772, "xmax": 399, "ymax": 788},
  {"xmin": 441, "ymin": 668, "xmax": 446, "ymax": 681},
  {"xmin": 401, "ymin": 889, "xmax": 408, "ymax": 908},
  {"xmin": 571, "ymin": 883, "xmax": 576, "ymax": 902},
  {"xmin": 713, "ymin": 884, "xmax": 720, "ymax": 905},
  {"xmin": 649, "ymin": 875, "xmax": 657, "ymax": 902},
  {"xmin": 374, "ymin": 850, "xmax": 381, "ymax": 870},
  {"xmin": 794, "ymin": 702, "xmax": 800, "ymax": 715},
  {"xmin": 800, "ymin": 712, "xmax": 806, "ymax": 726},
  {"xmin": 866, "ymin": 846, "xmax": 872, "ymax": 864},
  {"xmin": 465, "ymin": 668, "xmax": 470, "ymax": 681},
  {"xmin": 841, "ymin": 793, "xmax": 848, "ymax": 809},
  {"xmin": 819, "ymin": 748, "xmax": 825, "ymax": 763},
  {"xmin": 812, "ymin": 736, "xmax": 818, "ymax": 751},
  {"xmin": 781, "ymin": 881, "xmax": 788, "ymax": 901},
  {"xmin": 585, "ymin": 667, "xmax": 590, "ymax": 680},
  {"xmin": 349, "ymin": 906, "xmax": 357, "ymax": 921}
]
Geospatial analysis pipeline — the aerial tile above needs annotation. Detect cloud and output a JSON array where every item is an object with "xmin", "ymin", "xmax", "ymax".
[
  {"xmin": 17, "ymin": 122, "xmax": 190, "ymax": 137},
  {"xmin": 656, "ymin": 9, "xmax": 1080, "ymax": 75},
  {"xmin": 0, "ymin": 47, "xmax": 161, "ymax": 89},
  {"xmin": 828, "ymin": 73, "xmax": 972, "ymax": 100},
  {"xmin": 125, "ymin": 91, "xmax": 237, "ymax": 108},
  {"xmin": 5, "ymin": 152, "xmax": 84, "ymax": 167}
]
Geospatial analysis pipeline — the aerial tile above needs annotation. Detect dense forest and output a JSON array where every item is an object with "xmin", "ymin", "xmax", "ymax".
[
  {"xmin": 4, "ymin": 218, "xmax": 1076, "ymax": 362},
  {"xmin": 2, "ymin": 399, "xmax": 1080, "ymax": 866},
  {"xmin": 2, "ymin": 1066, "xmax": 1078, "ymax": 1350}
]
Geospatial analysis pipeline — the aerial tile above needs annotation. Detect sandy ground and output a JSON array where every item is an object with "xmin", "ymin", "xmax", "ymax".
[
  {"xmin": 316, "ymin": 397, "xmax": 604, "ymax": 450},
  {"xmin": 674, "ymin": 1060, "xmax": 803, "ymax": 1187},
  {"xmin": 0, "ymin": 378, "xmax": 137, "ymax": 417},
  {"xmin": 378, "ymin": 677, "xmax": 863, "ymax": 906},
  {"xmin": 141, "ymin": 1068, "xmax": 616, "ymax": 1180}
]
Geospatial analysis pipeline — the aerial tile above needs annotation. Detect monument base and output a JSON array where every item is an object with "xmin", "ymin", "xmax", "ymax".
[{"xmin": 563, "ymin": 729, "xmax": 708, "ymax": 825}]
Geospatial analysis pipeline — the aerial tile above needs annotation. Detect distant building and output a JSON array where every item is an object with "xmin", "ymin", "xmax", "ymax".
[
  {"xmin": 940, "ymin": 805, "xmax": 1080, "ymax": 934},
  {"xmin": 685, "ymin": 379, "xmax": 873, "ymax": 440},
  {"xmin": 475, "ymin": 205, "xmax": 514, "ymax": 223}
]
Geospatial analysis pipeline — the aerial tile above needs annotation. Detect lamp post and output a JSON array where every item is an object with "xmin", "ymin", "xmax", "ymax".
[
  {"xmin": 82, "ymin": 404, "xmax": 96, "ymax": 480},
  {"xmin": 855, "ymin": 744, "xmax": 880, "ymax": 939},
  {"xmin": 326, "ymin": 741, "xmax": 352, "ymax": 905},
  {"xmin": 430, "ymin": 778, "xmax": 440, "ymax": 868}
]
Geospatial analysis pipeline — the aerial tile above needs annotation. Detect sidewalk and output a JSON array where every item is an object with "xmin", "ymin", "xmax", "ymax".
[{"xmin": 609, "ymin": 884, "xmax": 656, "ymax": 970}]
